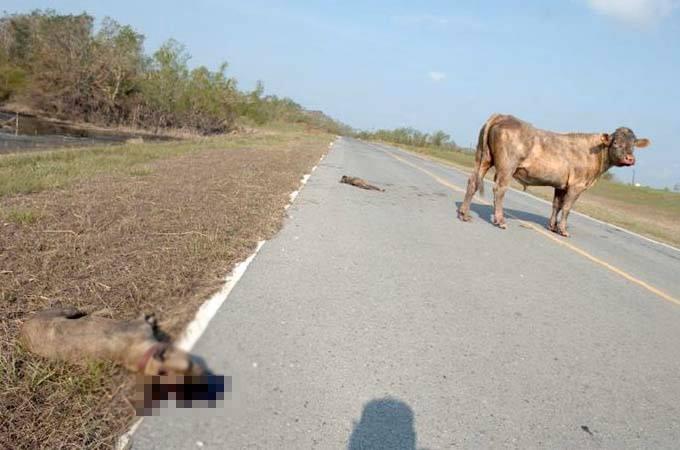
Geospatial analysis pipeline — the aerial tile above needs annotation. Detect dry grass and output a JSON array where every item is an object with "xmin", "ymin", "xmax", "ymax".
[
  {"xmin": 383, "ymin": 141, "xmax": 680, "ymax": 247},
  {"xmin": 0, "ymin": 130, "xmax": 276, "ymax": 198},
  {"xmin": 0, "ymin": 126, "xmax": 331, "ymax": 449}
]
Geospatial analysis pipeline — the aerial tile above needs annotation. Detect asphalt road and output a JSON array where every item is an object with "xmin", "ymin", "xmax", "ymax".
[{"xmin": 132, "ymin": 137, "xmax": 680, "ymax": 449}]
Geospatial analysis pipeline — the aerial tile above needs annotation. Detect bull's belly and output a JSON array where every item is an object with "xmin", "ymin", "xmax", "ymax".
[{"xmin": 513, "ymin": 167, "xmax": 566, "ymax": 189}]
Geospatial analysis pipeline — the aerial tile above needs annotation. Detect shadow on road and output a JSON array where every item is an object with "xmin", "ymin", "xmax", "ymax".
[
  {"xmin": 455, "ymin": 201, "xmax": 549, "ymax": 228},
  {"xmin": 348, "ymin": 397, "xmax": 417, "ymax": 450}
]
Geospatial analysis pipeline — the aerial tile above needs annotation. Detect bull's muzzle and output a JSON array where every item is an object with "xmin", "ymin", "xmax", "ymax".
[{"xmin": 621, "ymin": 154, "xmax": 636, "ymax": 166}]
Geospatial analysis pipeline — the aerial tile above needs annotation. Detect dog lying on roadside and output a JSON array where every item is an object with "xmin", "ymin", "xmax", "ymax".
[
  {"xmin": 340, "ymin": 175, "xmax": 385, "ymax": 192},
  {"xmin": 20, "ymin": 308, "xmax": 204, "ymax": 376}
]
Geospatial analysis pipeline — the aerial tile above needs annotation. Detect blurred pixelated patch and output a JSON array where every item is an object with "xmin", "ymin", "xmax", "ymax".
[{"xmin": 134, "ymin": 373, "xmax": 231, "ymax": 416}]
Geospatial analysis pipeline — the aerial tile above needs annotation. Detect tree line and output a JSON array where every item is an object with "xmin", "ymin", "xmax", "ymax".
[
  {"xmin": 0, "ymin": 10, "xmax": 351, "ymax": 135},
  {"xmin": 355, "ymin": 127, "xmax": 460, "ymax": 150},
  {"xmin": 0, "ymin": 10, "xmax": 461, "ymax": 145}
]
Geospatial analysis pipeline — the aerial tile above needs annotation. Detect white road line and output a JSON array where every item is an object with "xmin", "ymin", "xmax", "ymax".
[{"xmin": 177, "ymin": 240, "xmax": 266, "ymax": 351}]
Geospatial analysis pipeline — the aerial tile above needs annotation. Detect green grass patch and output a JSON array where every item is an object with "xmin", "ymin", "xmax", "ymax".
[
  {"xmin": 128, "ymin": 165, "xmax": 154, "ymax": 177},
  {"xmin": 0, "ymin": 141, "xmax": 194, "ymax": 197},
  {"xmin": 423, "ymin": 146, "xmax": 475, "ymax": 168},
  {"xmin": 0, "ymin": 128, "xmax": 301, "ymax": 198},
  {"xmin": 2, "ymin": 207, "xmax": 42, "ymax": 225},
  {"xmin": 588, "ymin": 180, "xmax": 680, "ymax": 214}
]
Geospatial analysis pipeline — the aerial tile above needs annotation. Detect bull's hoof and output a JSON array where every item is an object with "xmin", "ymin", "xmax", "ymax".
[
  {"xmin": 457, "ymin": 210, "xmax": 471, "ymax": 222},
  {"xmin": 492, "ymin": 216, "xmax": 507, "ymax": 229},
  {"xmin": 557, "ymin": 228, "xmax": 570, "ymax": 238},
  {"xmin": 547, "ymin": 223, "xmax": 558, "ymax": 233}
]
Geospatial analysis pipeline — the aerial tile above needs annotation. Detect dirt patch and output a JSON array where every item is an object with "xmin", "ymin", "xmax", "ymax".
[{"xmin": 0, "ymin": 130, "xmax": 330, "ymax": 449}]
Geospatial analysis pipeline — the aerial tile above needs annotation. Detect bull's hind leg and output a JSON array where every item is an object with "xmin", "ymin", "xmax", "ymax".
[
  {"xmin": 492, "ymin": 172, "xmax": 511, "ymax": 229},
  {"xmin": 548, "ymin": 188, "xmax": 566, "ymax": 233},
  {"xmin": 457, "ymin": 173, "xmax": 477, "ymax": 221},
  {"xmin": 458, "ymin": 160, "xmax": 491, "ymax": 221}
]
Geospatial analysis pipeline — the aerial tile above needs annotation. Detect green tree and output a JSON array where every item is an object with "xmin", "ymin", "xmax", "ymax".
[
  {"xmin": 0, "ymin": 10, "xmax": 350, "ymax": 134},
  {"xmin": 91, "ymin": 18, "xmax": 145, "ymax": 121},
  {"xmin": 430, "ymin": 130, "xmax": 450, "ymax": 147}
]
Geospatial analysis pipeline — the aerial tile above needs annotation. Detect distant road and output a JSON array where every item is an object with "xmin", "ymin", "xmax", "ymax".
[{"xmin": 133, "ymin": 137, "xmax": 680, "ymax": 449}]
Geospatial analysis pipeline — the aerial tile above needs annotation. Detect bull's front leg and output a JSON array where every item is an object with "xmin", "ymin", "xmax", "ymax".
[
  {"xmin": 556, "ymin": 186, "xmax": 585, "ymax": 237},
  {"xmin": 548, "ymin": 188, "xmax": 566, "ymax": 233}
]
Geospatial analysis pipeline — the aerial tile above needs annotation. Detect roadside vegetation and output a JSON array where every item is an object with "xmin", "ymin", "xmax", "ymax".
[
  {"xmin": 0, "ymin": 10, "xmax": 351, "ymax": 135},
  {"xmin": 0, "ymin": 9, "xmax": 350, "ymax": 449},
  {"xmin": 0, "ymin": 126, "xmax": 332, "ymax": 449},
  {"xmin": 0, "ymin": 136, "xmax": 218, "ymax": 197},
  {"xmin": 356, "ymin": 127, "xmax": 460, "ymax": 150}
]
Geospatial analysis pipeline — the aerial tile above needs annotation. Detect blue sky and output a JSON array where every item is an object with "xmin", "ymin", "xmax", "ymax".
[{"xmin": 4, "ymin": 0, "xmax": 680, "ymax": 187}]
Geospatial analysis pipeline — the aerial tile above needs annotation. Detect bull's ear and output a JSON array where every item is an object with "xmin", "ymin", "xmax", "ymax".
[
  {"xmin": 635, "ymin": 138, "xmax": 650, "ymax": 148},
  {"xmin": 600, "ymin": 133, "xmax": 611, "ymax": 146}
]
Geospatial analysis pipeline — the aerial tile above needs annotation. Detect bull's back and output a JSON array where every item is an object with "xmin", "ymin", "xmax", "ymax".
[{"xmin": 486, "ymin": 116, "xmax": 602, "ymax": 188}]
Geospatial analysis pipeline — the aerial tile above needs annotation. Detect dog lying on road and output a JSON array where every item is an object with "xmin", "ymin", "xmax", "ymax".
[
  {"xmin": 340, "ymin": 175, "xmax": 385, "ymax": 192},
  {"xmin": 21, "ymin": 308, "xmax": 204, "ymax": 376}
]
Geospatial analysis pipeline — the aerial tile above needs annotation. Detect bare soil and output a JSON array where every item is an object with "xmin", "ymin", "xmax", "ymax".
[{"xmin": 0, "ymin": 129, "xmax": 330, "ymax": 449}]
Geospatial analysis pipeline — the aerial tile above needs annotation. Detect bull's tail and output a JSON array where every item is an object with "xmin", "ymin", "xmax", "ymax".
[{"xmin": 473, "ymin": 114, "xmax": 503, "ymax": 196}]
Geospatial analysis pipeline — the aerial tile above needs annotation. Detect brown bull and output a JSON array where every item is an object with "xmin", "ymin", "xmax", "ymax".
[{"xmin": 457, "ymin": 114, "xmax": 650, "ymax": 237}]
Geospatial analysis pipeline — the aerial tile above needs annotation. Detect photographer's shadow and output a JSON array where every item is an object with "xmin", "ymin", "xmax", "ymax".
[{"xmin": 348, "ymin": 397, "xmax": 419, "ymax": 450}]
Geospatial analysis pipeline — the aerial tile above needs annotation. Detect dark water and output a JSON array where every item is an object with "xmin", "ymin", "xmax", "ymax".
[{"xmin": 0, "ymin": 111, "xmax": 170, "ymax": 154}]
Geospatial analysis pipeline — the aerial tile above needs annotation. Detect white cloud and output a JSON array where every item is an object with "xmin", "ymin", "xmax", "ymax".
[
  {"xmin": 428, "ymin": 71, "xmax": 446, "ymax": 82},
  {"xmin": 587, "ymin": 0, "xmax": 679, "ymax": 25}
]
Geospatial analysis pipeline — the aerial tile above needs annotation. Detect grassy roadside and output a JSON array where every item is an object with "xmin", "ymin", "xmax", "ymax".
[
  {"xmin": 0, "ymin": 131, "xmax": 277, "ymax": 197},
  {"xmin": 0, "ymin": 126, "xmax": 332, "ymax": 449},
  {"xmin": 374, "ymin": 140, "xmax": 680, "ymax": 248}
]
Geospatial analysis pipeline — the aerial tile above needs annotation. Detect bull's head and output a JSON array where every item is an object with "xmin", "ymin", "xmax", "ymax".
[{"xmin": 601, "ymin": 128, "xmax": 650, "ymax": 167}]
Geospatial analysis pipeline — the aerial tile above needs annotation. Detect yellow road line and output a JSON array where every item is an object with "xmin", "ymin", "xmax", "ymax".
[{"xmin": 382, "ymin": 149, "xmax": 680, "ymax": 307}]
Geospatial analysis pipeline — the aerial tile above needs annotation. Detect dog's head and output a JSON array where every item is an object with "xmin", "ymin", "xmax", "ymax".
[
  {"xmin": 133, "ymin": 348, "xmax": 224, "ymax": 416},
  {"xmin": 141, "ymin": 344, "xmax": 205, "ymax": 377}
]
